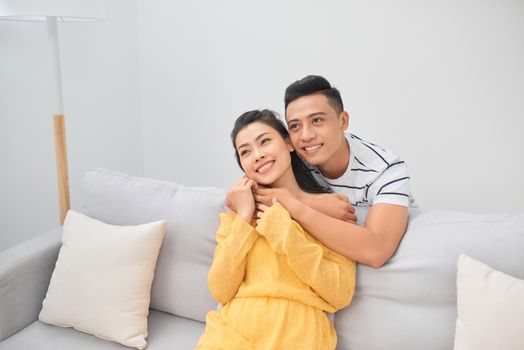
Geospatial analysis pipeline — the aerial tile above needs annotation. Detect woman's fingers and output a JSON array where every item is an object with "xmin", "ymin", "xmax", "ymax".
[
  {"xmin": 256, "ymin": 203, "xmax": 269, "ymax": 212},
  {"xmin": 254, "ymin": 202, "xmax": 272, "ymax": 224},
  {"xmin": 234, "ymin": 176, "xmax": 250, "ymax": 186},
  {"xmin": 239, "ymin": 178, "xmax": 257, "ymax": 190},
  {"xmin": 231, "ymin": 177, "xmax": 254, "ymax": 191}
]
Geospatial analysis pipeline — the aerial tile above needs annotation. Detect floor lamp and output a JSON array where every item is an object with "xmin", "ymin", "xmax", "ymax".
[{"xmin": 0, "ymin": 0, "xmax": 105, "ymax": 225}]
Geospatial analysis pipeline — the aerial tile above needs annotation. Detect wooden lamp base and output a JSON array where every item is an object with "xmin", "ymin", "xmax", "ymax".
[{"xmin": 53, "ymin": 115, "xmax": 70, "ymax": 225}]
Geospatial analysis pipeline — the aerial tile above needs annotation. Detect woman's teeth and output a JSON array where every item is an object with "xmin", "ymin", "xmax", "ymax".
[{"xmin": 257, "ymin": 161, "xmax": 274, "ymax": 174}]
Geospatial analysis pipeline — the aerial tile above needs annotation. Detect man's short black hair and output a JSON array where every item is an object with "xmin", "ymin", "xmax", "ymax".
[{"xmin": 284, "ymin": 75, "xmax": 344, "ymax": 115}]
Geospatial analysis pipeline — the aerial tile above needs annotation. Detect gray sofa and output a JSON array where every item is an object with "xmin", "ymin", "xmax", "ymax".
[{"xmin": 1, "ymin": 168, "xmax": 523, "ymax": 350}]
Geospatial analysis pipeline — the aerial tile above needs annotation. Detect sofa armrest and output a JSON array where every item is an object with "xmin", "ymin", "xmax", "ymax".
[{"xmin": 0, "ymin": 228, "xmax": 62, "ymax": 341}]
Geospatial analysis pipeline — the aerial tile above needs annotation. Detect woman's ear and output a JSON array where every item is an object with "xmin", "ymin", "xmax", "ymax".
[{"xmin": 286, "ymin": 138, "xmax": 294, "ymax": 152}]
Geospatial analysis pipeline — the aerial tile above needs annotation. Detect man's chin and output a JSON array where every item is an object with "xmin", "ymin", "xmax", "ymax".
[{"xmin": 297, "ymin": 153, "xmax": 323, "ymax": 166}]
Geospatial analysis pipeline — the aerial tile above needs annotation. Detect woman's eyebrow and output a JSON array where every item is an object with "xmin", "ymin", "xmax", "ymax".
[
  {"xmin": 255, "ymin": 132, "xmax": 271, "ymax": 141},
  {"xmin": 237, "ymin": 132, "xmax": 271, "ymax": 150}
]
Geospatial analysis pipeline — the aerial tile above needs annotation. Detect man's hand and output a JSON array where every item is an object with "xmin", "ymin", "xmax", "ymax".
[
  {"xmin": 302, "ymin": 193, "xmax": 357, "ymax": 223},
  {"xmin": 253, "ymin": 186, "xmax": 302, "ymax": 222},
  {"xmin": 254, "ymin": 188, "xmax": 357, "ymax": 223},
  {"xmin": 253, "ymin": 186, "xmax": 296, "ymax": 209}
]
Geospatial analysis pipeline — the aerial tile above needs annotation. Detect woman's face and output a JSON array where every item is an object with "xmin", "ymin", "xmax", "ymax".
[{"xmin": 235, "ymin": 121, "xmax": 294, "ymax": 186}]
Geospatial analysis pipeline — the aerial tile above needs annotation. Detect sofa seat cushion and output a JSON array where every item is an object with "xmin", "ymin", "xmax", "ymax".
[{"xmin": 0, "ymin": 310, "xmax": 204, "ymax": 350}]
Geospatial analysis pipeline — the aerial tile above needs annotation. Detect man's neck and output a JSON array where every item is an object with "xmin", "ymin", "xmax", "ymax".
[{"xmin": 318, "ymin": 137, "xmax": 350, "ymax": 180}]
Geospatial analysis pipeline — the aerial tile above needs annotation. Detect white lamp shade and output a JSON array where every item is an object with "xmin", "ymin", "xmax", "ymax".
[{"xmin": 0, "ymin": 0, "xmax": 105, "ymax": 21}]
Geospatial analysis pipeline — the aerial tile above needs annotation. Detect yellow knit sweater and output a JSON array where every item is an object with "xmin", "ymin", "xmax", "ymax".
[{"xmin": 196, "ymin": 203, "xmax": 356, "ymax": 349}]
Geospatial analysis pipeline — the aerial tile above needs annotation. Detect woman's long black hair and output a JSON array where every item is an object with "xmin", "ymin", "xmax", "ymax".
[{"xmin": 231, "ymin": 109, "xmax": 332, "ymax": 194}]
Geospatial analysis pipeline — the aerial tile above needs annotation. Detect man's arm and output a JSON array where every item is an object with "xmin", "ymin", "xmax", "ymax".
[
  {"xmin": 255, "ymin": 188, "xmax": 408, "ymax": 268},
  {"xmin": 297, "ymin": 202, "xmax": 408, "ymax": 268},
  {"xmin": 297, "ymin": 193, "xmax": 357, "ymax": 223},
  {"xmin": 227, "ymin": 184, "xmax": 357, "ymax": 223}
]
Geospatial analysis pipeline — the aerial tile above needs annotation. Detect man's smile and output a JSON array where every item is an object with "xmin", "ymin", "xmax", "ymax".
[{"xmin": 303, "ymin": 144, "xmax": 323, "ymax": 154}]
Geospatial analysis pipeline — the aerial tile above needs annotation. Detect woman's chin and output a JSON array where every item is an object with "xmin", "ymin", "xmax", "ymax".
[
  {"xmin": 256, "ymin": 179, "xmax": 273, "ymax": 186},
  {"xmin": 253, "ymin": 175, "xmax": 277, "ymax": 187}
]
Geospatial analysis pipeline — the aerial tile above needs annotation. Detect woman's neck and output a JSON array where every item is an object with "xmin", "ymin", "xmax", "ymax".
[{"xmin": 270, "ymin": 167, "xmax": 306, "ymax": 197}]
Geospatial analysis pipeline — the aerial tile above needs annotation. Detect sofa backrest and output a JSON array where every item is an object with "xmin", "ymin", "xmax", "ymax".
[
  {"xmin": 82, "ymin": 168, "xmax": 225, "ymax": 322},
  {"xmin": 82, "ymin": 169, "xmax": 524, "ymax": 350},
  {"xmin": 335, "ymin": 208, "xmax": 524, "ymax": 350}
]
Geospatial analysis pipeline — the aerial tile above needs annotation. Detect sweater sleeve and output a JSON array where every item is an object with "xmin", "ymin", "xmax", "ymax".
[
  {"xmin": 256, "ymin": 203, "xmax": 356, "ymax": 310},
  {"xmin": 208, "ymin": 213, "xmax": 258, "ymax": 305}
]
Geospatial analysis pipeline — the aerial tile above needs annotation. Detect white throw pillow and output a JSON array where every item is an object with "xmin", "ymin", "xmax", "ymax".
[
  {"xmin": 39, "ymin": 210, "xmax": 167, "ymax": 349},
  {"xmin": 454, "ymin": 254, "xmax": 524, "ymax": 350},
  {"xmin": 82, "ymin": 168, "xmax": 226, "ymax": 322}
]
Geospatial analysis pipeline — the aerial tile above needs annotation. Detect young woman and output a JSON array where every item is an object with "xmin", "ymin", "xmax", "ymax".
[{"xmin": 195, "ymin": 110, "xmax": 356, "ymax": 350}]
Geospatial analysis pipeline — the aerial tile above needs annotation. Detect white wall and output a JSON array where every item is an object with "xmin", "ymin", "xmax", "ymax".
[
  {"xmin": 0, "ymin": 0, "xmax": 143, "ymax": 250},
  {"xmin": 0, "ymin": 21, "xmax": 60, "ymax": 251},
  {"xmin": 1, "ymin": 0, "xmax": 523, "ymax": 250},
  {"xmin": 136, "ymin": 0, "xmax": 524, "ymax": 213}
]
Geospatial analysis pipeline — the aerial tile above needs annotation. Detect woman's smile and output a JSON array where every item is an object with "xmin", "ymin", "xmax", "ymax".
[{"xmin": 256, "ymin": 160, "xmax": 275, "ymax": 174}]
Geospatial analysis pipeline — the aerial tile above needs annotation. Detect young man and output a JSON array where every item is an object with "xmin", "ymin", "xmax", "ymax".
[{"xmin": 254, "ymin": 75, "xmax": 414, "ymax": 268}]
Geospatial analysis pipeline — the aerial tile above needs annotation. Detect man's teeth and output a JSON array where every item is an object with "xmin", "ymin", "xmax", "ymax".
[{"xmin": 305, "ymin": 145, "xmax": 322, "ymax": 151}]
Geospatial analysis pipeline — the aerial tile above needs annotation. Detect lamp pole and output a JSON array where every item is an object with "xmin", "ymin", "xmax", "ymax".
[
  {"xmin": 0, "ymin": 1, "xmax": 105, "ymax": 226},
  {"xmin": 48, "ymin": 16, "xmax": 70, "ymax": 225}
]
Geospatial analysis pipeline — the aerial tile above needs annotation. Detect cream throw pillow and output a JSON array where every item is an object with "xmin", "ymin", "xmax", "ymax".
[
  {"xmin": 39, "ymin": 210, "xmax": 167, "ymax": 349},
  {"xmin": 454, "ymin": 254, "xmax": 524, "ymax": 350}
]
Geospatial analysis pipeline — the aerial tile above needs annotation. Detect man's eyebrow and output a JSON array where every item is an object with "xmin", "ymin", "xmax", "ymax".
[
  {"xmin": 237, "ymin": 132, "xmax": 271, "ymax": 150},
  {"xmin": 287, "ymin": 112, "xmax": 327, "ymax": 124}
]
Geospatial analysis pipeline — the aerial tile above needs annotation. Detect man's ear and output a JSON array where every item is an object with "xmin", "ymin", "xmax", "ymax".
[{"xmin": 340, "ymin": 111, "xmax": 350, "ymax": 132}]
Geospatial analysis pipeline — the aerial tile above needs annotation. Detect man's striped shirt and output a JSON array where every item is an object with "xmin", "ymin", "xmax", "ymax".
[{"xmin": 307, "ymin": 134, "xmax": 415, "ymax": 208}]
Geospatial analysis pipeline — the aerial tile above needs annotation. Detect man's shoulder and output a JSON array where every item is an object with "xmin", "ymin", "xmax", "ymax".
[
  {"xmin": 347, "ymin": 133, "xmax": 403, "ymax": 173},
  {"xmin": 347, "ymin": 134, "xmax": 414, "ymax": 207}
]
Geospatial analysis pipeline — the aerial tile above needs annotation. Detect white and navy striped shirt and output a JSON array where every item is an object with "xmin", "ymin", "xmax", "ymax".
[{"xmin": 307, "ymin": 134, "xmax": 415, "ymax": 208}]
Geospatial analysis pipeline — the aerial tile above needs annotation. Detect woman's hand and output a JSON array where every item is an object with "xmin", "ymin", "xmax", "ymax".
[
  {"xmin": 226, "ymin": 177, "xmax": 257, "ymax": 223},
  {"xmin": 255, "ymin": 198, "xmax": 278, "ymax": 225}
]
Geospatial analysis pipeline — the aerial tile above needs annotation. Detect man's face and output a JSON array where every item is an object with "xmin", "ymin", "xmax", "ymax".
[{"xmin": 285, "ymin": 93, "xmax": 348, "ymax": 167}]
